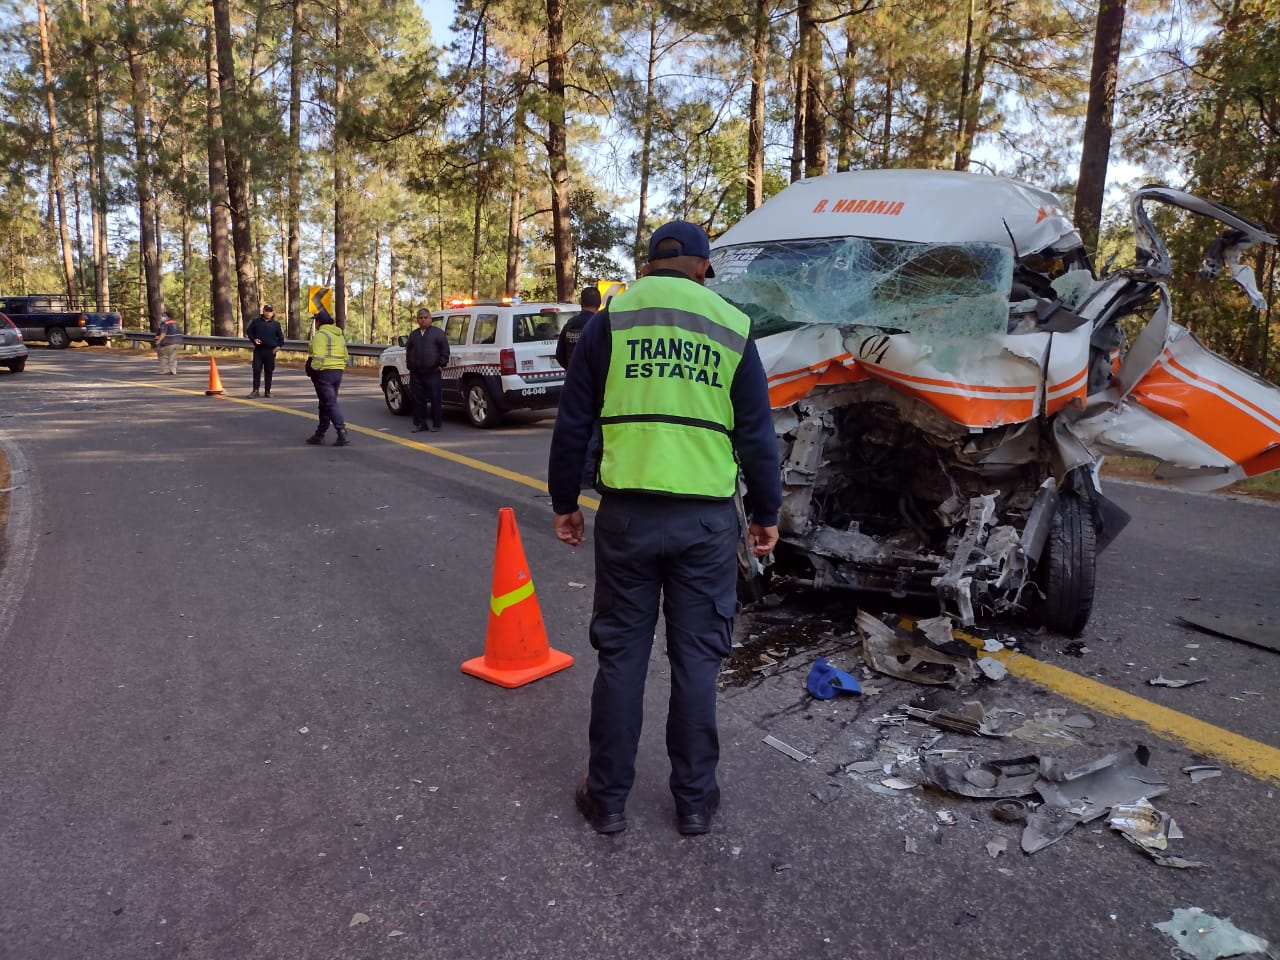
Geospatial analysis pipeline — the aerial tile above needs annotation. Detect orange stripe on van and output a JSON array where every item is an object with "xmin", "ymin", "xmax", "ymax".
[
  {"xmin": 1131, "ymin": 360, "xmax": 1280, "ymax": 462},
  {"xmin": 1044, "ymin": 368, "xmax": 1088, "ymax": 415}
]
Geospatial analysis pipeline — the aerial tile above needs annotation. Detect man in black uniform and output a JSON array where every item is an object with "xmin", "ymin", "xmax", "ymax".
[
  {"xmin": 246, "ymin": 304, "xmax": 285, "ymax": 398},
  {"xmin": 549, "ymin": 221, "xmax": 782, "ymax": 837},
  {"xmin": 405, "ymin": 308, "xmax": 450, "ymax": 432},
  {"xmin": 554, "ymin": 286, "xmax": 601, "ymax": 371}
]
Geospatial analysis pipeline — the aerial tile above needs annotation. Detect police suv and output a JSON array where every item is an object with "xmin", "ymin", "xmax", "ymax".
[{"xmin": 379, "ymin": 299, "xmax": 578, "ymax": 427}]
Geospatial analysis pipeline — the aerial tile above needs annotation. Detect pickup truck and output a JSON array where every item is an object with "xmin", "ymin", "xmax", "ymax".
[{"xmin": 0, "ymin": 294, "xmax": 124, "ymax": 348}]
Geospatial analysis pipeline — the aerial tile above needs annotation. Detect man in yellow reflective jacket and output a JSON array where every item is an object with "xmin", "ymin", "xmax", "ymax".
[
  {"xmin": 305, "ymin": 309, "xmax": 350, "ymax": 447},
  {"xmin": 549, "ymin": 220, "xmax": 782, "ymax": 837}
]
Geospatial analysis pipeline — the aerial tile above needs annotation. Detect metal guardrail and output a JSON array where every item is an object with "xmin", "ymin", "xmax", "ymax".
[{"xmin": 121, "ymin": 331, "xmax": 389, "ymax": 358}]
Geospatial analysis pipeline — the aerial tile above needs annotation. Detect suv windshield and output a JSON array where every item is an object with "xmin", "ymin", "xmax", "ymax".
[
  {"xmin": 709, "ymin": 237, "xmax": 1014, "ymax": 339},
  {"xmin": 512, "ymin": 309, "xmax": 572, "ymax": 343}
]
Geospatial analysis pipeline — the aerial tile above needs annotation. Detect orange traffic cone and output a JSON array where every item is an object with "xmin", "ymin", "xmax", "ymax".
[
  {"xmin": 461, "ymin": 507, "xmax": 573, "ymax": 688},
  {"xmin": 205, "ymin": 357, "xmax": 225, "ymax": 396}
]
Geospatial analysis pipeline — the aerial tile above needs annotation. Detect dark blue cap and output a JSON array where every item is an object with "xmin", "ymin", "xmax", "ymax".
[{"xmin": 648, "ymin": 220, "xmax": 716, "ymax": 277}]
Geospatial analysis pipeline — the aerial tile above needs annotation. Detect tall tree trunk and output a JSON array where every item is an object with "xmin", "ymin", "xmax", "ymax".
[
  {"xmin": 212, "ymin": 0, "xmax": 259, "ymax": 328},
  {"xmin": 471, "ymin": 18, "xmax": 489, "ymax": 299},
  {"xmin": 633, "ymin": 18, "xmax": 658, "ymax": 271},
  {"xmin": 388, "ymin": 230, "xmax": 399, "ymax": 334},
  {"xmin": 545, "ymin": 0, "xmax": 574, "ymax": 300},
  {"xmin": 505, "ymin": 103, "xmax": 526, "ymax": 297},
  {"xmin": 746, "ymin": 0, "xmax": 768, "ymax": 209},
  {"xmin": 801, "ymin": 5, "xmax": 826, "ymax": 178},
  {"xmin": 82, "ymin": 0, "xmax": 110, "ymax": 310},
  {"xmin": 881, "ymin": 43, "xmax": 894, "ymax": 165},
  {"xmin": 37, "ymin": 0, "xmax": 77, "ymax": 299},
  {"xmin": 836, "ymin": 19, "xmax": 857, "ymax": 173},
  {"xmin": 125, "ymin": 0, "xmax": 163, "ymax": 328},
  {"xmin": 790, "ymin": 3, "xmax": 808, "ymax": 183},
  {"xmin": 206, "ymin": 7, "xmax": 235, "ymax": 336},
  {"xmin": 287, "ymin": 0, "xmax": 303, "ymax": 338},
  {"xmin": 1074, "ymin": 0, "xmax": 1127, "ymax": 255},
  {"xmin": 953, "ymin": 0, "xmax": 976, "ymax": 170},
  {"xmin": 333, "ymin": 0, "xmax": 349, "ymax": 328}
]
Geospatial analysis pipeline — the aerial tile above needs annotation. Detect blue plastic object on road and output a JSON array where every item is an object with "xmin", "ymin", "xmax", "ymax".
[{"xmin": 806, "ymin": 657, "xmax": 861, "ymax": 699}]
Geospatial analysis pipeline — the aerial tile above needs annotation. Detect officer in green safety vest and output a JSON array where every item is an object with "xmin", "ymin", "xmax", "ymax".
[
  {"xmin": 549, "ymin": 220, "xmax": 782, "ymax": 837},
  {"xmin": 304, "ymin": 309, "xmax": 350, "ymax": 447}
]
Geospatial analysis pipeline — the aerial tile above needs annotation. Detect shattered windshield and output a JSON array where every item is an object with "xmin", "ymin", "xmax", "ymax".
[{"xmin": 709, "ymin": 237, "xmax": 1014, "ymax": 339}]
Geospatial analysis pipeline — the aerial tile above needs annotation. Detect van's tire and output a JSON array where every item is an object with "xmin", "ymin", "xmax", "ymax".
[
  {"xmin": 464, "ymin": 379, "xmax": 503, "ymax": 428},
  {"xmin": 47, "ymin": 327, "xmax": 70, "ymax": 349},
  {"xmin": 382, "ymin": 372, "xmax": 411, "ymax": 415},
  {"xmin": 7, "ymin": 359, "xmax": 24, "ymax": 372},
  {"xmin": 1036, "ymin": 492, "xmax": 1097, "ymax": 636}
]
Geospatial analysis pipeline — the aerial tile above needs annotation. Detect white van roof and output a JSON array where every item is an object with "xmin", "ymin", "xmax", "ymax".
[{"xmin": 711, "ymin": 169, "xmax": 1082, "ymax": 256}]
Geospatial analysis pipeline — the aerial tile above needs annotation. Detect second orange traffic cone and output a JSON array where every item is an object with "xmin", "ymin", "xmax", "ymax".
[
  {"xmin": 461, "ymin": 507, "xmax": 573, "ymax": 688},
  {"xmin": 205, "ymin": 356, "xmax": 225, "ymax": 396}
]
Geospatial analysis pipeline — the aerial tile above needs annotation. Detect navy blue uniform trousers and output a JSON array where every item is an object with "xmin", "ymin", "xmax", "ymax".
[
  {"xmin": 410, "ymin": 367, "xmax": 443, "ymax": 429},
  {"xmin": 587, "ymin": 493, "xmax": 740, "ymax": 816},
  {"xmin": 311, "ymin": 369, "xmax": 345, "ymax": 433}
]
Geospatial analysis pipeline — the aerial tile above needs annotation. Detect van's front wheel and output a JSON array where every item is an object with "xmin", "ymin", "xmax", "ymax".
[{"xmin": 1036, "ymin": 492, "xmax": 1097, "ymax": 636}]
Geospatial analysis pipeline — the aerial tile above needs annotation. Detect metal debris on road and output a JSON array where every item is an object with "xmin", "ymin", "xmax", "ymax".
[
  {"xmin": 1183, "ymin": 765, "xmax": 1223, "ymax": 783},
  {"xmin": 762, "ymin": 734, "xmax": 811, "ymax": 762},
  {"xmin": 985, "ymin": 837, "xmax": 1008, "ymax": 858},
  {"xmin": 1154, "ymin": 907, "xmax": 1270, "ymax": 959},
  {"xmin": 1148, "ymin": 675, "xmax": 1208, "ymax": 688},
  {"xmin": 856, "ymin": 610, "xmax": 975, "ymax": 687},
  {"xmin": 1034, "ymin": 746, "xmax": 1169, "ymax": 823},
  {"xmin": 1021, "ymin": 804, "xmax": 1081, "ymax": 853},
  {"xmin": 920, "ymin": 755, "xmax": 1040, "ymax": 799},
  {"xmin": 935, "ymin": 809, "xmax": 958, "ymax": 826},
  {"xmin": 991, "ymin": 798, "xmax": 1029, "ymax": 822}
]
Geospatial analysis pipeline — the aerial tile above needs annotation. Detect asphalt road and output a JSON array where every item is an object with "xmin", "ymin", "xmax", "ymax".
[{"xmin": 1, "ymin": 348, "xmax": 1277, "ymax": 960}]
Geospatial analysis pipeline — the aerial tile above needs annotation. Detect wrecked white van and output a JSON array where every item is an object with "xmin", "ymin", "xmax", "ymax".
[{"xmin": 708, "ymin": 169, "xmax": 1279, "ymax": 635}]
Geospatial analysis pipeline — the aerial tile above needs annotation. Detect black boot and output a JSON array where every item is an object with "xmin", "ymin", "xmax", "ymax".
[
  {"xmin": 306, "ymin": 430, "xmax": 325, "ymax": 445},
  {"xmin": 334, "ymin": 429, "xmax": 350, "ymax": 447}
]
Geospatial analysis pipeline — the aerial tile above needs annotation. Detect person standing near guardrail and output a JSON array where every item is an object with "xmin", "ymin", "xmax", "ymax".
[
  {"xmin": 405, "ymin": 307, "xmax": 450, "ymax": 433},
  {"xmin": 304, "ymin": 309, "xmax": 350, "ymax": 447},
  {"xmin": 246, "ymin": 304, "xmax": 285, "ymax": 398},
  {"xmin": 154, "ymin": 308, "xmax": 182, "ymax": 375}
]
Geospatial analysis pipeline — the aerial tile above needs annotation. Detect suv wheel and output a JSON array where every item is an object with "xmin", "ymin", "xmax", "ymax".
[
  {"xmin": 465, "ymin": 379, "xmax": 503, "ymax": 428},
  {"xmin": 382, "ymin": 371, "xmax": 410, "ymax": 415},
  {"xmin": 47, "ymin": 327, "xmax": 69, "ymax": 349}
]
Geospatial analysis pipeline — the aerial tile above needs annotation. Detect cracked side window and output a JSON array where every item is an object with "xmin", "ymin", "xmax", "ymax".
[{"xmin": 709, "ymin": 237, "xmax": 1014, "ymax": 340}]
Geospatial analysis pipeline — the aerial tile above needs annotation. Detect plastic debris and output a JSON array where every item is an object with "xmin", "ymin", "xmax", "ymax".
[
  {"xmin": 1176, "ymin": 612, "xmax": 1280, "ymax": 655},
  {"xmin": 1034, "ymin": 746, "xmax": 1168, "ymax": 822},
  {"xmin": 1149, "ymin": 675, "xmax": 1208, "ymax": 688},
  {"xmin": 977, "ymin": 657, "xmax": 1007, "ymax": 680},
  {"xmin": 805, "ymin": 657, "xmax": 862, "ymax": 699},
  {"xmin": 1021, "ymin": 804, "xmax": 1081, "ymax": 853},
  {"xmin": 845, "ymin": 759, "xmax": 885, "ymax": 774},
  {"xmin": 904, "ymin": 837, "xmax": 919, "ymax": 853},
  {"xmin": 762, "ymin": 734, "xmax": 810, "ymax": 762},
  {"xmin": 935, "ymin": 810, "xmax": 958, "ymax": 826},
  {"xmin": 349, "ymin": 913, "xmax": 371, "ymax": 928},
  {"xmin": 920, "ymin": 755, "xmax": 1040, "ymax": 798},
  {"xmin": 810, "ymin": 783, "xmax": 842, "ymax": 804},
  {"xmin": 857, "ymin": 610, "xmax": 974, "ymax": 687},
  {"xmin": 985, "ymin": 837, "xmax": 1008, "ymax": 858},
  {"xmin": 1154, "ymin": 907, "xmax": 1270, "ymax": 959},
  {"xmin": 1183, "ymin": 765, "xmax": 1223, "ymax": 783}
]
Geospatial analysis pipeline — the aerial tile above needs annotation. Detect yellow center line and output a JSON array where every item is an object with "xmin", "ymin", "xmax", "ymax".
[
  {"xmin": 952, "ymin": 625, "xmax": 1280, "ymax": 785},
  {"xmin": 116, "ymin": 372, "xmax": 1280, "ymax": 782}
]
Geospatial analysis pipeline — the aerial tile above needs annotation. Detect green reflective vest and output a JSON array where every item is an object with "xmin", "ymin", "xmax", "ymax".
[
  {"xmin": 599, "ymin": 275, "xmax": 749, "ymax": 498},
  {"xmin": 309, "ymin": 324, "xmax": 348, "ymax": 370}
]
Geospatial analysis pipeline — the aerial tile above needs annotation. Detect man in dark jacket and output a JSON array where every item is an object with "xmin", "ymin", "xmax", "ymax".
[
  {"xmin": 554, "ymin": 286, "xmax": 602, "ymax": 371},
  {"xmin": 246, "ymin": 304, "xmax": 285, "ymax": 398},
  {"xmin": 405, "ymin": 308, "xmax": 450, "ymax": 432}
]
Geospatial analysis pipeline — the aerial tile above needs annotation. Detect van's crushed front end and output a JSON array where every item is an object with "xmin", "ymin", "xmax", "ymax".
[{"xmin": 709, "ymin": 171, "xmax": 1279, "ymax": 635}]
